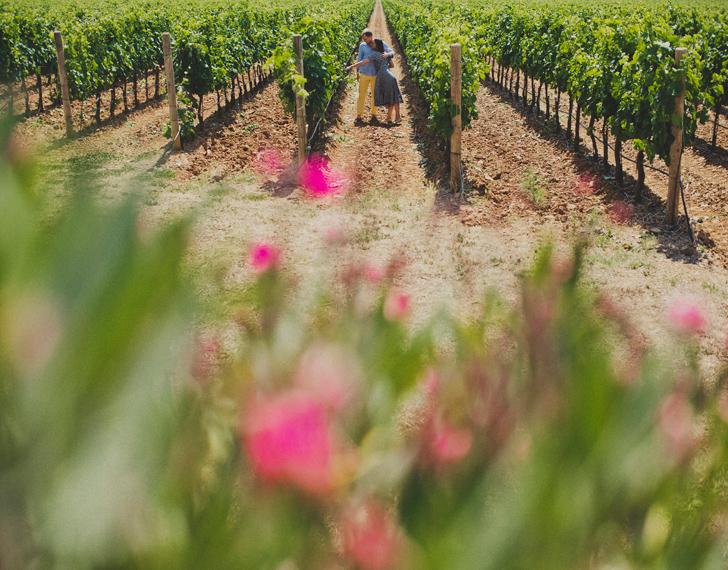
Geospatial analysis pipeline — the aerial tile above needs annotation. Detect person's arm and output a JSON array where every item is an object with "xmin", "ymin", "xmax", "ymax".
[
  {"xmin": 383, "ymin": 41, "xmax": 394, "ymax": 57},
  {"xmin": 346, "ymin": 59, "xmax": 370, "ymax": 71},
  {"xmin": 356, "ymin": 44, "xmax": 366, "ymax": 81}
]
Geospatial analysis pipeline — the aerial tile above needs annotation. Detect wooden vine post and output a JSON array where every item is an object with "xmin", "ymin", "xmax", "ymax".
[
  {"xmin": 294, "ymin": 34, "xmax": 306, "ymax": 165},
  {"xmin": 53, "ymin": 31, "xmax": 73, "ymax": 136},
  {"xmin": 450, "ymin": 43, "xmax": 462, "ymax": 193},
  {"xmin": 665, "ymin": 47, "xmax": 688, "ymax": 225},
  {"xmin": 162, "ymin": 33, "xmax": 182, "ymax": 151}
]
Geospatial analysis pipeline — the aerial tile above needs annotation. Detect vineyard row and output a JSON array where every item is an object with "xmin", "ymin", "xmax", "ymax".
[
  {"xmin": 0, "ymin": 0, "xmax": 374, "ymax": 131},
  {"xmin": 384, "ymin": 0, "xmax": 727, "ymax": 203}
]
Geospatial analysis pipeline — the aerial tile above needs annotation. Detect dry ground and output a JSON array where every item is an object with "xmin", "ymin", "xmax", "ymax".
[{"xmin": 13, "ymin": 0, "xmax": 728, "ymax": 380}]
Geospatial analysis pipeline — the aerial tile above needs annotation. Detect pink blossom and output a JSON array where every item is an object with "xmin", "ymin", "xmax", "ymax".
[
  {"xmin": 551, "ymin": 255, "xmax": 575, "ymax": 283},
  {"xmin": 251, "ymin": 148, "xmax": 285, "ymax": 175},
  {"xmin": 383, "ymin": 289, "xmax": 410, "ymax": 321},
  {"xmin": 419, "ymin": 368, "xmax": 439, "ymax": 395},
  {"xmin": 574, "ymin": 172, "xmax": 596, "ymax": 197},
  {"xmin": 431, "ymin": 419, "xmax": 473, "ymax": 464},
  {"xmin": 242, "ymin": 391, "xmax": 335, "ymax": 496},
  {"xmin": 658, "ymin": 391, "xmax": 694, "ymax": 461},
  {"xmin": 299, "ymin": 154, "xmax": 350, "ymax": 198},
  {"xmin": 5, "ymin": 294, "xmax": 62, "ymax": 375},
  {"xmin": 247, "ymin": 240, "xmax": 282, "ymax": 275},
  {"xmin": 365, "ymin": 263, "xmax": 384, "ymax": 283},
  {"xmin": 340, "ymin": 500, "xmax": 402, "ymax": 570},
  {"xmin": 608, "ymin": 200, "xmax": 635, "ymax": 224},
  {"xmin": 669, "ymin": 299, "xmax": 706, "ymax": 335},
  {"xmin": 191, "ymin": 334, "xmax": 219, "ymax": 385},
  {"xmin": 325, "ymin": 224, "xmax": 346, "ymax": 245},
  {"xmin": 293, "ymin": 344, "xmax": 360, "ymax": 413}
]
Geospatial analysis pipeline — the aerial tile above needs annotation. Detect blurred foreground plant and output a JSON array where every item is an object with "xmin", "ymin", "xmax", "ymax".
[{"xmin": 1, "ymin": 124, "xmax": 728, "ymax": 570}]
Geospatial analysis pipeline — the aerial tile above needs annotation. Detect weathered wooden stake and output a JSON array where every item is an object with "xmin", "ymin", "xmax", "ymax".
[
  {"xmin": 450, "ymin": 43, "xmax": 462, "ymax": 194},
  {"xmin": 294, "ymin": 34, "xmax": 306, "ymax": 165},
  {"xmin": 666, "ymin": 47, "xmax": 687, "ymax": 225},
  {"xmin": 53, "ymin": 31, "xmax": 73, "ymax": 136},
  {"xmin": 162, "ymin": 33, "xmax": 182, "ymax": 151}
]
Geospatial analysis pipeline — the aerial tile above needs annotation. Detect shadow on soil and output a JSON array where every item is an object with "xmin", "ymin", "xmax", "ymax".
[
  {"xmin": 692, "ymin": 136, "xmax": 728, "ymax": 170},
  {"xmin": 478, "ymin": 78, "xmax": 712, "ymax": 266},
  {"xmin": 382, "ymin": 14, "xmax": 465, "ymax": 218}
]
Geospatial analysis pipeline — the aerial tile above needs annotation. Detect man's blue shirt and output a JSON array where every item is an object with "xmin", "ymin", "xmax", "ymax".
[{"xmin": 357, "ymin": 41, "xmax": 394, "ymax": 76}]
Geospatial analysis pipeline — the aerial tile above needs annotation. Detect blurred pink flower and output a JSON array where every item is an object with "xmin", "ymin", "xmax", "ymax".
[
  {"xmin": 191, "ymin": 334, "xmax": 219, "ymax": 386},
  {"xmin": 574, "ymin": 172, "xmax": 596, "ymax": 196},
  {"xmin": 299, "ymin": 154, "xmax": 350, "ymax": 198},
  {"xmin": 325, "ymin": 224, "xmax": 346, "ymax": 245},
  {"xmin": 294, "ymin": 344, "xmax": 360, "ymax": 413},
  {"xmin": 243, "ymin": 391, "xmax": 335, "ymax": 496},
  {"xmin": 251, "ymin": 148, "xmax": 285, "ymax": 175},
  {"xmin": 431, "ymin": 419, "xmax": 473, "ymax": 464},
  {"xmin": 419, "ymin": 368, "xmax": 439, "ymax": 395},
  {"xmin": 608, "ymin": 200, "xmax": 635, "ymax": 224},
  {"xmin": 669, "ymin": 299, "xmax": 706, "ymax": 335},
  {"xmin": 6, "ymin": 294, "xmax": 62, "ymax": 375},
  {"xmin": 551, "ymin": 255, "xmax": 575, "ymax": 283},
  {"xmin": 658, "ymin": 391, "xmax": 694, "ymax": 461},
  {"xmin": 365, "ymin": 263, "xmax": 384, "ymax": 283},
  {"xmin": 340, "ymin": 499, "xmax": 402, "ymax": 570},
  {"xmin": 383, "ymin": 289, "xmax": 410, "ymax": 321},
  {"xmin": 247, "ymin": 240, "xmax": 282, "ymax": 275}
]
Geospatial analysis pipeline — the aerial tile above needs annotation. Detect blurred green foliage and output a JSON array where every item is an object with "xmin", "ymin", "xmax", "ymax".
[{"xmin": 1, "ymin": 122, "xmax": 728, "ymax": 570}]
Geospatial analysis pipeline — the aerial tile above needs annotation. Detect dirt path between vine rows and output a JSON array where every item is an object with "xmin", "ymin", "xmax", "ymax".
[{"xmin": 13, "ymin": 0, "xmax": 728, "ymax": 380}]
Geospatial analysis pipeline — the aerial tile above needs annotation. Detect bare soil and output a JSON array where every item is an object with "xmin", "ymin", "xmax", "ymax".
[{"xmin": 13, "ymin": 0, "xmax": 728, "ymax": 379}]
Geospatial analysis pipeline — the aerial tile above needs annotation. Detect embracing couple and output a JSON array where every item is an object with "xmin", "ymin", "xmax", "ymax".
[{"xmin": 346, "ymin": 28, "xmax": 403, "ymax": 126}]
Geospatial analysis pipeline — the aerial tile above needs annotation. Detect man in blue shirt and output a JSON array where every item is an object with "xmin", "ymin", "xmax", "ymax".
[{"xmin": 355, "ymin": 29, "xmax": 395, "ymax": 124}]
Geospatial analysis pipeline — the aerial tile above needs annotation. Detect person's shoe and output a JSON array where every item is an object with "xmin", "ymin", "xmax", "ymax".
[
  {"xmin": 370, "ymin": 115, "xmax": 380, "ymax": 124},
  {"xmin": 394, "ymin": 117, "xmax": 402, "ymax": 124},
  {"xmin": 354, "ymin": 116, "xmax": 365, "ymax": 125}
]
